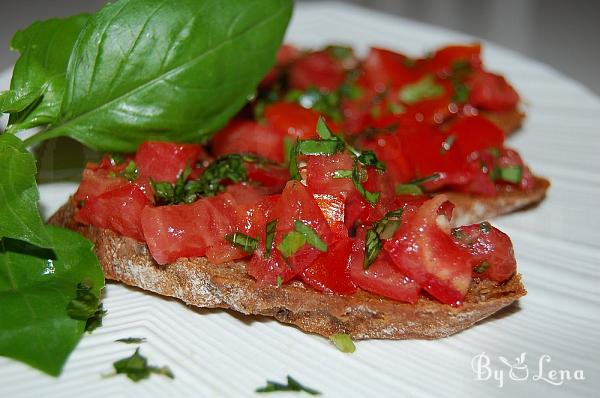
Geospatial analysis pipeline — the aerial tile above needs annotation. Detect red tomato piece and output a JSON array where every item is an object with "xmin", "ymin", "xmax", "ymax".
[
  {"xmin": 73, "ymin": 168, "xmax": 129, "ymax": 202},
  {"xmin": 245, "ymin": 162, "xmax": 289, "ymax": 194},
  {"xmin": 384, "ymin": 195, "xmax": 473, "ymax": 305},
  {"xmin": 313, "ymin": 193, "xmax": 347, "ymax": 239},
  {"xmin": 261, "ymin": 44, "xmax": 302, "ymax": 87},
  {"xmin": 301, "ymin": 238, "xmax": 357, "ymax": 295},
  {"xmin": 452, "ymin": 223, "xmax": 517, "ymax": 282},
  {"xmin": 427, "ymin": 44, "xmax": 482, "ymax": 74},
  {"xmin": 141, "ymin": 193, "xmax": 237, "ymax": 265},
  {"xmin": 348, "ymin": 230, "xmax": 420, "ymax": 303},
  {"xmin": 135, "ymin": 141, "xmax": 206, "ymax": 183},
  {"xmin": 467, "ymin": 69, "xmax": 519, "ymax": 111},
  {"xmin": 448, "ymin": 115, "xmax": 505, "ymax": 158},
  {"xmin": 289, "ymin": 50, "xmax": 346, "ymax": 91},
  {"xmin": 212, "ymin": 119, "xmax": 286, "ymax": 163},
  {"xmin": 361, "ymin": 47, "xmax": 423, "ymax": 91},
  {"xmin": 76, "ymin": 184, "xmax": 150, "ymax": 241},
  {"xmin": 264, "ymin": 102, "xmax": 321, "ymax": 140},
  {"xmin": 305, "ymin": 152, "xmax": 355, "ymax": 196},
  {"xmin": 360, "ymin": 133, "xmax": 413, "ymax": 184}
]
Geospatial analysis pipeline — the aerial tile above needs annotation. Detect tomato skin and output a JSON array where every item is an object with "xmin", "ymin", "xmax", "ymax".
[
  {"xmin": 348, "ymin": 229, "xmax": 420, "ymax": 303},
  {"xmin": 313, "ymin": 193, "xmax": 347, "ymax": 239},
  {"xmin": 360, "ymin": 133, "xmax": 412, "ymax": 184},
  {"xmin": 305, "ymin": 152, "xmax": 355, "ymax": 197},
  {"xmin": 452, "ymin": 223, "xmax": 517, "ymax": 282},
  {"xmin": 448, "ymin": 115, "xmax": 505, "ymax": 158},
  {"xmin": 361, "ymin": 47, "xmax": 423, "ymax": 91},
  {"xmin": 212, "ymin": 119, "xmax": 286, "ymax": 163},
  {"xmin": 289, "ymin": 50, "xmax": 346, "ymax": 91},
  {"xmin": 467, "ymin": 69, "xmax": 519, "ymax": 111},
  {"xmin": 74, "ymin": 168, "xmax": 129, "ymax": 202},
  {"xmin": 384, "ymin": 195, "xmax": 472, "ymax": 305},
  {"xmin": 141, "ymin": 193, "xmax": 237, "ymax": 265},
  {"xmin": 264, "ymin": 102, "xmax": 321, "ymax": 140},
  {"xmin": 261, "ymin": 44, "xmax": 301, "ymax": 87},
  {"xmin": 245, "ymin": 162, "xmax": 289, "ymax": 194},
  {"xmin": 76, "ymin": 185, "xmax": 151, "ymax": 241},
  {"xmin": 427, "ymin": 44, "xmax": 482, "ymax": 74},
  {"xmin": 135, "ymin": 141, "xmax": 206, "ymax": 183},
  {"xmin": 301, "ymin": 238, "xmax": 357, "ymax": 295}
]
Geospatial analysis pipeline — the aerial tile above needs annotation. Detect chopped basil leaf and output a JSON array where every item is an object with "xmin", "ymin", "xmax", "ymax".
[
  {"xmin": 286, "ymin": 87, "xmax": 343, "ymax": 123},
  {"xmin": 357, "ymin": 150, "xmax": 386, "ymax": 171},
  {"xmin": 364, "ymin": 229, "xmax": 383, "ymax": 270},
  {"xmin": 121, "ymin": 160, "xmax": 138, "ymax": 181},
  {"xmin": 66, "ymin": 281, "xmax": 105, "ymax": 333},
  {"xmin": 276, "ymin": 275, "xmax": 283, "ymax": 288},
  {"xmin": 316, "ymin": 116, "xmax": 333, "ymax": 139},
  {"xmin": 364, "ymin": 209, "xmax": 403, "ymax": 269},
  {"xmin": 256, "ymin": 375, "xmax": 321, "ymax": 395},
  {"xmin": 351, "ymin": 162, "xmax": 380, "ymax": 206},
  {"xmin": 288, "ymin": 139, "xmax": 300, "ymax": 180},
  {"xmin": 451, "ymin": 228, "xmax": 464, "ymax": 240},
  {"xmin": 403, "ymin": 57, "xmax": 417, "ymax": 68},
  {"xmin": 488, "ymin": 147, "xmax": 501, "ymax": 158},
  {"xmin": 277, "ymin": 231, "xmax": 306, "ymax": 258},
  {"xmin": 387, "ymin": 101, "xmax": 405, "ymax": 115},
  {"xmin": 111, "ymin": 348, "xmax": 174, "ymax": 382},
  {"xmin": 329, "ymin": 333, "xmax": 356, "ymax": 353},
  {"xmin": 294, "ymin": 221, "xmax": 327, "ymax": 252},
  {"xmin": 395, "ymin": 184, "xmax": 423, "ymax": 195},
  {"xmin": 283, "ymin": 136, "xmax": 293, "ymax": 166},
  {"xmin": 440, "ymin": 135, "xmax": 456, "ymax": 155},
  {"xmin": 225, "ymin": 232, "xmax": 259, "ymax": 254},
  {"xmin": 407, "ymin": 173, "xmax": 441, "ymax": 185},
  {"xmin": 297, "ymin": 139, "xmax": 344, "ymax": 156},
  {"xmin": 326, "ymin": 45, "xmax": 353, "ymax": 60},
  {"xmin": 479, "ymin": 222, "xmax": 492, "ymax": 234},
  {"xmin": 333, "ymin": 169, "xmax": 353, "ymax": 179},
  {"xmin": 265, "ymin": 219, "xmax": 277, "ymax": 257},
  {"xmin": 474, "ymin": 261, "xmax": 490, "ymax": 273},
  {"xmin": 399, "ymin": 74, "xmax": 444, "ymax": 105},
  {"xmin": 452, "ymin": 81, "xmax": 470, "ymax": 103},
  {"xmin": 498, "ymin": 165, "xmax": 523, "ymax": 183},
  {"xmin": 184, "ymin": 154, "xmax": 247, "ymax": 199},
  {"xmin": 109, "ymin": 153, "xmax": 125, "ymax": 165},
  {"xmin": 116, "ymin": 337, "xmax": 147, "ymax": 344}
]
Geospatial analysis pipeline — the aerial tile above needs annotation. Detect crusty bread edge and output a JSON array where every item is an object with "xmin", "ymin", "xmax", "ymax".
[{"xmin": 49, "ymin": 201, "xmax": 527, "ymax": 340}]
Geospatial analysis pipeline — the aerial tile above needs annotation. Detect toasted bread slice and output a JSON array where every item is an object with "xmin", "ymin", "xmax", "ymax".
[{"xmin": 49, "ymin": 198, "xmax": 528, "ymax": 339}]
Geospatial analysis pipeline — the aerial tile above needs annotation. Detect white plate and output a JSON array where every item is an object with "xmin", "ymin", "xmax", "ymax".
[{"xmin": 1, "ymin": 3, "xmax": 599, "ymax": 397}]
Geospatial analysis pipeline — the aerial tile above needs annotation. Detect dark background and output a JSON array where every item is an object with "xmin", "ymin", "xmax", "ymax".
[{"xmin": 1, "ymin": 0, "xmax": 598, "ymax": 94}]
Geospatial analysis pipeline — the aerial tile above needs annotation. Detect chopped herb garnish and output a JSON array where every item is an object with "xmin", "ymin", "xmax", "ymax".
[
  {"xmin": 276, "ymin": 275, "xmax": 284, "ymax": 288},
  {"xmin": 452, "ymin": 81, "xmax": 470, "ymax": 103},
  {"xmin": 316, "ymin": 116, "xmax": 333, "ymax": 139},
  {"xmin": 225, "ymin": 232, "xmax": 259, "ymax": 254},
  {"xmin": 474, "ymin": 261, "xmax": 490, "ymax": 273},
  {"xmin": 387, "ymin": 101, "xmax": 405, "ymax": 115},
  {"xmin": 297, "ymin": 139, "xmax": 344, "ymax": 156},
  {"xmin": 498, "ymin": 165, "xmax": 523, "ymax": 183},
  {"xmin": 479, "ymin": 221, "xmax": 492, "ymax": 234},
  {"xmin": 277, "ymin": 231, "xmax": 306, "ymax": 258},
  {"xmin": 110, "ymin": 348, "xmax": 174, "ymax": 382},
  {"xmin": 329, "ymin": 333, "xmax": 356, "ymax": 353},
  {"xmin": 440, "ymin": 135, "xmax": 456, "ymax": 154},
  {"xmin": 265, "ymin": 219, "xmax": 277, "ymax": 257},
  {"xmin": 407, "ymin": 173, "xmax": 441, "ymax": 186},
  {"xmin": 66, "ymin": 281, "xmax": 105, "ymax": 333},
  {"xmin": 403, "ymin": 57, "xmax": 417, "ymax": 68},
  {"xmin": 121, "ymin": 160, "xmax": 138, "ymax": 181},
  {"xmin": 399, "ymin": 74, "xmax": 444, "ymax": 104},
  {"xmin": 294, "ymin": 221, "xmax": 327, "ymax": 252},
  {"xmin": 285, "ymin": 87, "xmax": 343, "ymax": 122},
  {"xmin": 488, "ymin": 147, "xmax": 501, "ymax": 158},
  {"xmin": 395, "ymin": 184, "xmax": 423, "ymax": 195},
  {"xmin": 352, "ymin": 161, "xmax": 380, "ymax": 206},
  {"xmin": 333, "ymin": 169, "xmax": 353, "ymax": 179},
  {"xmin": 326, "ymin": 45, "xmax": 353, "ymax": 60},
  {"xmin": 357, "ymin": 150, "xmax": 385, "ymax": 171},
  {"xmin": 109, "ymin": 153, "xmax": 125, "ymax": 165},
  {"xmin": 256, "ymin": 375, "xmax": 321, "ymax": 395},
  {"xmin": 288, "ymin": 139, "xmax": 300, "ymax": 180},
  {"xmin": 364, "ymin": 209, "xmax": 403, "ymax": 269},
  {"xmin": 116, "ymin": 337, "xmax": 147, "ymax": 344},
  {"xmin": 451, "ymin": 228, "xmax": 464, "ymax": 240}
]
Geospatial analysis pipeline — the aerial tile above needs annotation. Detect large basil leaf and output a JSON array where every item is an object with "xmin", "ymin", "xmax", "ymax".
[
  {"xmin": 26, "ymin": 0, "xmax": 293, "ymax": 152},
  {"xmin": 1, "ymin": 14, "xmax": 90, "ymax": 133},
  {"xmin": 0, "ymin": 134, "xmax": 51, "ymax": 248},
  {"xmin": 0, "ymin": 226, "xmax": 104, "ymax": 376}
]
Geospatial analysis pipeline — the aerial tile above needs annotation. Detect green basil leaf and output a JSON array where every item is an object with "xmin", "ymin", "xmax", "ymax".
[
  {"xmin": 0, "ymin": 134, "xmax": 51, "ymax": 248},
  {"xmin": 277, "ymin": 231, "xmax": 306, "ymax": 258},
  {"xmin": 395, "ymin": 184, "xmax": 423, "ymax": 195},
  {"xmin": 112, "ymin": 347, "xmax": 174, "ymax": 382},
  {"xmin": 357, "ymin": 149, "xmax": 385, "ymax": 171},
  {"xmin": 351, "ymin": 162, "xmax": 380, "ymax": 206},
  {"xmin": 399, "ymin": 74, "xmax": 444, "ymax": 105},
  {"xmin": 297, "ymin": 139, "xmax": 344, "ymax": 156},
  {"xmin": 265, "ymin": 219, "xmax": 277, "ymax": 257},
  {"xmin": 294, "ymin": 221, "xmax": 327, "ymax": 252},
  {"xmin": 498, "ymin": 165, "xmax": 523, "ymax": 183},
  {"xmin": 256, "ymin": 375, "xmax": 321, "ymax": 395},
  {"xmin": 329, "ymin": 333, "xmax": 356, "ymax": 353},
  {"xmin": 116, "ymin": 337, "xmax": 147, "ymax": 344},
  {"xmin": 225, "ymin": 232, "xmax": 259, "ymax": 254},
  {"xmin": 364, "ymin": 209, "xmax": 403, "ymax": 269},
  {"xmin": 2, "ymin": 14, "xmax": 90, "ymax": 133},
  {"xmin": 288, "ymin": 139, "xmax": 300, "ymax": 180},
  {"xmin": 0, "ymin": 226, "xmax": 104, "ymax": 376},
  {"xmin": 474, "ymin": 260, "xmax": 490, "ymax": 273},
  {"xmin": 316, "ymin": 116, "xmax": 333, "ymax": 139},
  {"xmin": 26, "ymin": 0, "xmax": 293, "ymax": 152}
]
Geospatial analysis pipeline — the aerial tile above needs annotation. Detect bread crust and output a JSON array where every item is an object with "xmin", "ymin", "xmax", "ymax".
[{"xmin": 49, "ymin": 197, "xmax": 528, "ymax": 340}]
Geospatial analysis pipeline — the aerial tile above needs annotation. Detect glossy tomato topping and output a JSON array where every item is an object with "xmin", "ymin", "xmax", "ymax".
[
  {"xmin": 289, "ymin": 50, "xmax": 347, "ymax": 91},
  {"xmin": 264, "ymin": 102, "xmax": 321, "ymax": 140},
  {"xmin": 301, "ymin": 238, "xmax": 357, "ymax": 295},
  {"xmin": 135, "ymin": 141, "xmax": 207, "ymax": 183},
  {"xmin": 212, "ymin": 119, "xmax": 286, "ymax": 163}
]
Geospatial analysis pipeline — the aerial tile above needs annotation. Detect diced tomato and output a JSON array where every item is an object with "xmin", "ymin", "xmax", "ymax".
[
  {"xmin": 73, "ymin": 168, "xmax": 129, "ymax": 202},
  {"xmin": 76, "ymin": 184, "xmax": 150, "ymax": 241},
  {"xmin": 261, "ymin": 44, "xmax": 302, "ymax": 87},
  {"xmin": 348, "ymin": 229, "xmax": 420, "ymax": 303},
  {"xmin": 467, "ymin": 69, "xmax": 519, "ymax": 111},
  {"xmin": 264, "ymin": 102, "xmax": 321, "ymax": 140},
  {"xmin": 141, "ymin": 193, "xmax": 237, "ymax": 265},
  {"xmin": 135, "ymin": 141, "xmax": 206, "ymax": 183},
  {"xmin": 360, "ymin": 133, "xmax": 412, "ymax": 184},
  {"xmin": 452, "ymin": 222, "xmax": 517, "ymax": 282},
  {"xmin": 448, "ymin": 115, "xmax": 505, "ymax": 158},
  {"xmin": 245, "ymin": 162, "xmax": 289, "ymax": 194},
  {"xmin": 496, "ymin": 148, "xmax": 536, "ymax": 190},
  {"xmin": 305, "ymin": 152, "xmax": 355, "ymax": 196},
  {"xmin": 313, "ymin": 193, "xmax": 347, "ymax": 239},
  {"xmin": 384, "ymin": 195, "xmax": 473, "ymax": 305},
  {"xmin": 225, "ymin": 184, "xmax": 264, "ymax": 207},
  {"xmin": 212, "ymin": 119, "xmax": 286, "ymax": 163},
  {"xmin": 301, "ymin": 238, "xmax": 357, "ymax": 295},
  {"xmin": 344, "ymin": 167, "xmax": 397, "ymax": 229},
  {"xmin": 361, "ymin": 47, "xmax": 423, "ymax": 91},
  {"xmin": 289, "ymin": 50, "xmax": 346, "ymax": 91},
  {"xmin": 427, "ymin": 44, "xmax": 482, "ymax": 75},
  {"xmin": 246, "ymin": 181, "xmax": 334, "ymax": 285}
]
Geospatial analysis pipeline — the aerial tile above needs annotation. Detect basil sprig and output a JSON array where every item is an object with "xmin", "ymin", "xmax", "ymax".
[
  {"xmin": 225, "ymin": 232, "xmax": 259, "ymax": 255},
  {"xmin": 277, "ymin": 220, "xmax": 327, "ymax": 258},
  {"xmin": 364, "ymin": 209, "xmax": 403, "ymax": 269}
]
